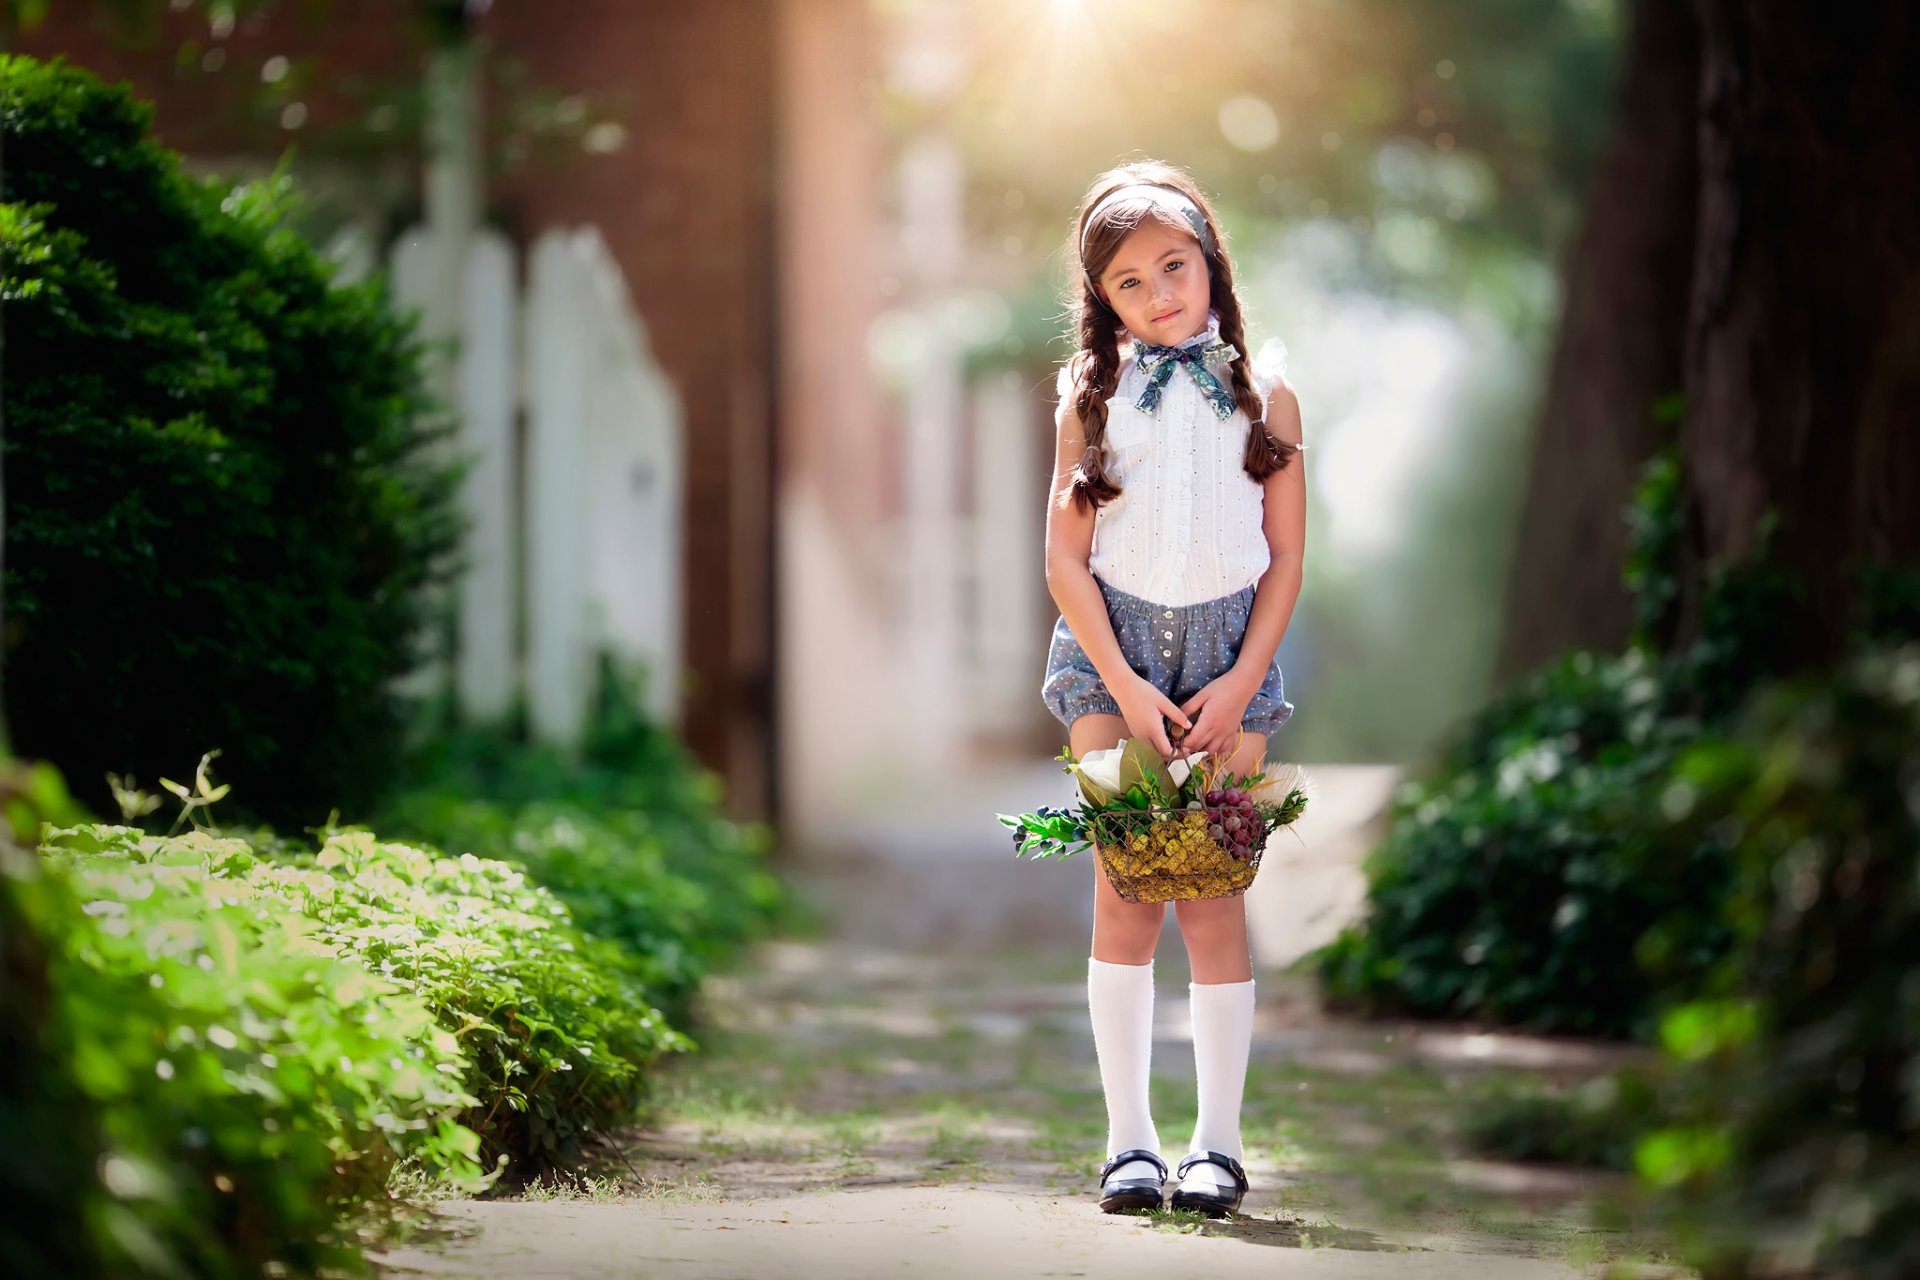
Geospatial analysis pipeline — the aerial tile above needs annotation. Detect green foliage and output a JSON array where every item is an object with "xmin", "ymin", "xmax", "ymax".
[
  {"xmin": 1664, "ymin": 517, "xmax": 1810, "ymax": 724},
  {"xmin": 2, "ymin": 660, "xmax": 788, "ymax": 1276},
  {"xmin": 372, "ymin": 658, "xmax": 793, "ymax": 1029},
  {"xmin": 1311, "ymin": 646, "xmax": 1734, "ymax": 1039},
  {"xmin": 1308, "ymin": 446, "xmax": 1905, "ymax": 1041},
  {"xmin": 1459, "ymin": 1069, "xmax": 1663, "ymax": 1172},
  {"xmin": 1630, "ymin": 646, "xmax": 1920, "ymax": 1277},
  {"xmin": 1622, "ymin": 445, "xmax": 1683, "ymax": 648},
  {"xmin": 0, "ymin": 748, "xmax": 113, "ymax": 1278},
  {"xmin": 43, "ymin": 821, "xmax": 691, "ymax": 1183},
  {"xmin": 1311, "ymin": 456, "xmax": 1723, "ymax": 1036},
  {"xmin": 1855, "ymin": 561, "xmax": 1920, "ymax": 647},
  {"xmin": 0, "ymin": 55, "xmax": 464, "ymax": 828},
  {"xmin": 10, "ymin": 829, "xmax": 488, "ymax": 1280}
]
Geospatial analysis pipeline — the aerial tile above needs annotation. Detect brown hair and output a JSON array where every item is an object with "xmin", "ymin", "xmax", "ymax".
[{"xmin": 1060, "ymin": 159, "xmax": 1299, "ymax": 514}]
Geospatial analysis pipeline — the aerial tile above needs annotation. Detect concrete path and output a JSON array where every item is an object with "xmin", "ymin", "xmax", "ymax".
[{"xmin": 371, "ymin": 764, "xmax": 1692, "ymax": 1280}]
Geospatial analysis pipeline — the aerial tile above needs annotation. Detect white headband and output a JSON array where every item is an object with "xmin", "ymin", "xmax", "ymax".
[{"xmin": 1079, "ymin": 183, "xmax": 1216, "ymax": 265}]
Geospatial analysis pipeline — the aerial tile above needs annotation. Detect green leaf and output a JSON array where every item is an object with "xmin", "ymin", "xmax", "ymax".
[{"xmin": 1117, "ymin": 738, "xmax": 1177, "ymax": 805}]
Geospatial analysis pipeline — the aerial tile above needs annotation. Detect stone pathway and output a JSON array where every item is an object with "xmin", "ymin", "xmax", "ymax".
[{"xmin": 371, "ymin": 765, "xmax": 1695, "ymax": 1279}]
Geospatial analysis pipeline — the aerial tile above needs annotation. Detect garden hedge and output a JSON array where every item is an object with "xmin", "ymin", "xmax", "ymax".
[
  {"xmin": 11, "ymin": 811, "xmax": 701, "ymax": 1278},
  {"xmin": 0, "ymin": 54, "xmax": 464, "ymax": 828},
  {"xmin": 1309, "ymin": 455, "xmax": 1891, "ymax": 1041}
]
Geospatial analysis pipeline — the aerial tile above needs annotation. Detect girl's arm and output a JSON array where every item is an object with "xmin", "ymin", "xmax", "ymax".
[
  {"xmin": 1044, "ymin": 395, "xmax": 1131, "ymax": 689},
  {"xmin": 1235, "ymin": 377, "xmax": 1308, "ymax": 684}
]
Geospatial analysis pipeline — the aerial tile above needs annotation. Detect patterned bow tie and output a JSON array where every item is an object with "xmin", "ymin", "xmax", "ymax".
[{"xmin": 1131, "ymin": 335, "xmax": 1242, "ymax": 421}]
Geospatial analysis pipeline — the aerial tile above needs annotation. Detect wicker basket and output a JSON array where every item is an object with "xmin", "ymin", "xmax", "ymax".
[{"xmin": 1089, "ymin": 805, "xmax": 1269, "ymax": 904}]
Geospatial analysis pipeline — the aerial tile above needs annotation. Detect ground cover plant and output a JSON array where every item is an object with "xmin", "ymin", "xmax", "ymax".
[{"xmin": 375, "ymin": 658, "xmax": 799, "ymax": 1027}]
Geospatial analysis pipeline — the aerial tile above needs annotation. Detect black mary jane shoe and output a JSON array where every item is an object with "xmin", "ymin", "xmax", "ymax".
[
  {"xmin": 1168, "ymin": 1149, "xmax": 1250, "ymax": 1218},
  {"xmin": 1097, "ymin": 1148, "xmax": 1169, "ymax": 1214}
]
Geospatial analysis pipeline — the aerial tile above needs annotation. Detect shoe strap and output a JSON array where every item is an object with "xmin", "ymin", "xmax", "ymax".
[
  {"xmin": 1100, "ymin": 1147, "xmax": 1168, "ymax": 1183},
  {"xmin": 1176, "ymin": 1149, "xmax": 1248, "ymax": 1192}
]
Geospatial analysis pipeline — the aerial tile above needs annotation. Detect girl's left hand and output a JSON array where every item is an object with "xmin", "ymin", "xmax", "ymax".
[{"xmin": 1177, "ymin": 669, "xmax": 1259, "ymax": 757}]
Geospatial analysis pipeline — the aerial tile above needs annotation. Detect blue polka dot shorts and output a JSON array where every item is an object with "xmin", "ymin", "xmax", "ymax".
[{"xmin": 1040, "ymin": 575, "xmax": 1295, "ymax": 735}]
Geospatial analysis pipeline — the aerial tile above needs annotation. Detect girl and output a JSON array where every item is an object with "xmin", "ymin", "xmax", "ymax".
[{"xmin": 1039, "ymin": 160, "xmax": 1306, "ymax": 1218}]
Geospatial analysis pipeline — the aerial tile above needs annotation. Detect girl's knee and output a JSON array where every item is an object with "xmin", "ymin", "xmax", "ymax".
[
  {"xmin": 1093, "ymin": 906, "xmax": 1162, "ymax": 962},
  {"xmin": 1219, "ymin": 730, "xmax": 1267, "ymax": 777},
  {"xmin": 1069, "ymin": 711, "xmax": 1129, "ymax": 759},
  {"xmin": 1172, "ymin": 895, "xmax": 1245, "ymax": 935},
  {"xmin": 1095, "ymin": 877, "xmax": 1164, "ymax": 953}
]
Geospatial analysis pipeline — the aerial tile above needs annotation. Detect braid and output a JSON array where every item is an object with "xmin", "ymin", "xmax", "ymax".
[
  {"xmin": 1209, "ymin": 258, "xmax": 1299, "ymax": 482},
  {"xmin": 1063, "ymin": 275, "xmax": 1125, "ymax": 514},
  {"xmin": 1063, "ymin": 157, "xmax": 1300, "ymax": 509}
]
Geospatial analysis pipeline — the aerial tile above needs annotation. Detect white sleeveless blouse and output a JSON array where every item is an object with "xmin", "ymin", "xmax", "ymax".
[{"xmin": 1057, "ymin": 316, "xmax": 1292, "ymax": 608}]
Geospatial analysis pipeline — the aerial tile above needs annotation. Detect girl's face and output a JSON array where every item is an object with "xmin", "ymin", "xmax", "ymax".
[{"xmin": 1095, "ymin": 218, "xmax": 1212, "ymax": 346}]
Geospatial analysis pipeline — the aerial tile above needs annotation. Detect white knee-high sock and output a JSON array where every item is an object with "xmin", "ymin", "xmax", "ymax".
[
  {"xmin": 1087, "ymin": 956, "xmax": 1161, "ymax": 1180},
  {"xmin": 1184, "ymin": 977, "xmax": 1255, "ymax": 1191}
]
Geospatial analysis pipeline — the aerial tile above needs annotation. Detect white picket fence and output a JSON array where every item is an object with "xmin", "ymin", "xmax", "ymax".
[{"xmin": 334, "ymin": 222, "xmax": 685, "ymax": 743}]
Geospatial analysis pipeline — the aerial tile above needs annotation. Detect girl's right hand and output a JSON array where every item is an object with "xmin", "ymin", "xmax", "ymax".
[{"xmin": 1114, "ymin": 673, "xmax": 1192, "ymax": 760}]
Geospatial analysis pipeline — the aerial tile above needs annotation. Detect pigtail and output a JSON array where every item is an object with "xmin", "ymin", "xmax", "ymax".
[
  {"xmin": 1060, "ymin": 218, "xmax": 1129, "ymax": 514},
  {"xmin": 1064, "ymin": 157, "xmax": 1300, "ymax": 508},
  {"xmin": 1209, "ymin": 258, "xmax": 1300, "ymax": 483}
]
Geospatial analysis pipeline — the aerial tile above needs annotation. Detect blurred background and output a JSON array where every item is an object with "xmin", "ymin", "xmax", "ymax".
[{"xmin": 5, "ymin": 0, "xmax": 1622, "ymax": 853}]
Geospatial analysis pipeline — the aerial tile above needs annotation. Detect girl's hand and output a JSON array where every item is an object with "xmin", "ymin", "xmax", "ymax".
[
  {"xmin": 1178, "ymin": 669, "xmax": 1259, "ymax": 757},
  {"xmin": 1114, "ymin": 673, "xmax": 1192, "ymax": 760}
]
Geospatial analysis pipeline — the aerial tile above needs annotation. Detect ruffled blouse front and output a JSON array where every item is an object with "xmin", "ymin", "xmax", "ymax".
[{"xmin": 1055, "ymin": 312, "xmax": 1292, "ymax": 608}]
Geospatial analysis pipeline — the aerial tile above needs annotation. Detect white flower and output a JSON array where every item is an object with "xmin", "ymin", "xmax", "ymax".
[
  {"xmin": 1073, "ymin": 738, "xmax": 1206, "ymax": 807},
  {"xmin": 1074, "ymin": 745, "xmax": 1127, "ymax": 800}
]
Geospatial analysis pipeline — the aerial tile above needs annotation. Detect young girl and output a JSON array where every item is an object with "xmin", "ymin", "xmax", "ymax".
[{"xmin": 1039, "ymin": 160, "xmax": 1306, "ymax": 1217}]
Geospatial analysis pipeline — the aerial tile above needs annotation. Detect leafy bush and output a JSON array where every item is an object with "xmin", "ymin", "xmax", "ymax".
[
  {"xmin": 0, "ymin": 55, "xmax": 463, "ymax": 828},
  {"xmin": 1458, "ymin": 1068, "xmax": 1662, "ymax": 1172},
  {"xmin": 1631, "ymin": 645, "xmax": 1920, "ymax": 1278},
  {"xmin": 1309, "ymin": 456, "xmax": 1846, "ymax": 1041},
  {"xmin": 42, "ymin": 822, "xmax": 691, "ymax": 1180},
  {"xmin": 11, "ymin": 829, "xmax": 487, "ymax": 1280},
  {"xmin": 376, "ymin": 658, "xmax": 797, "ymax": 1026},
  {"xmin": 1312, "ymin": 646, "xmax": 1735, "ymax": 1038},
  {"xmin": 0, "ymin": 851, "xmax": 96, "ymax": 1277},
  {"xmin": 5, "ymin": 700, "xmax": 761, "ymax": 1277}
]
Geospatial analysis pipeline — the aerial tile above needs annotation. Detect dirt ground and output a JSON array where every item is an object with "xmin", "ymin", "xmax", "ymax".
[{"xmin": 370, "ymin": 922, "xmax": 1693, "ymax": 1279}]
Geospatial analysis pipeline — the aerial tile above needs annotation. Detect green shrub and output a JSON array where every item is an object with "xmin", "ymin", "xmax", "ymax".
[
  {"xmin": 0, "ymin": 753, "xmax": 101, "ymax": 1278},
  {"xmin": 1310, "ymin": 456, "xmax": 1841, "ymax": 1041},
  {"xmin": 1459, "ymin": 1069, "xmax": 1662, "ymax": 1171},
  {"xmin": 43, "ymin": 822, "xmax": 691, "ymax": 1179},
  {"xmin": 6, "ymin": 721, "xmax": 712, "ymax": 1278},
  {"xmin": 377, "ymin": 658, "xmax": 796, "ymax": 1026},
  {"xmin": 1632, "ymin": 645, "xmax": 1920, "ymax": 1278},
  {"xmin": 1312, "ymin": 646, "xmax": 1736, "ymax": 1039},
  {"xmin": 0, "ymin": 856, "xmax": 94, "ymax": 1276},
  {"xmin": 13, "ymin": 830, "xmax": 486, "ymax": 1280},
  {"xmin": 0, "ymin": 55, "xmax": 464, "ymax": 828}
]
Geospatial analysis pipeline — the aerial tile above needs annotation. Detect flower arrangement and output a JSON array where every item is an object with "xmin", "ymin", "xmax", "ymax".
[{"xmin": 997, "ymin": 728, "xmax": 1312, "ymax": 903}]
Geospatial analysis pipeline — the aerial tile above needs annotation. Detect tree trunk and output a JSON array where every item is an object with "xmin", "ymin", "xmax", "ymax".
[
  {"xmin": 1494, "ymin": 0, "xmax": 1701, "ymax": 682},
  {"xmin": 1676, "ymin": 2, "xmax": 1920, "ymax": 664}
]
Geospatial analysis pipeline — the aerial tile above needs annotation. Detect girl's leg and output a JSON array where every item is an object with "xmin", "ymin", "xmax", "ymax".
[
  {"xmin": 1073, "ymin": 711, "xmax": 1167, "ymax": 1185},
  {"xmin": 1171, "ymin": 728, "xmax": 1266, "ymax": 1191}
]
